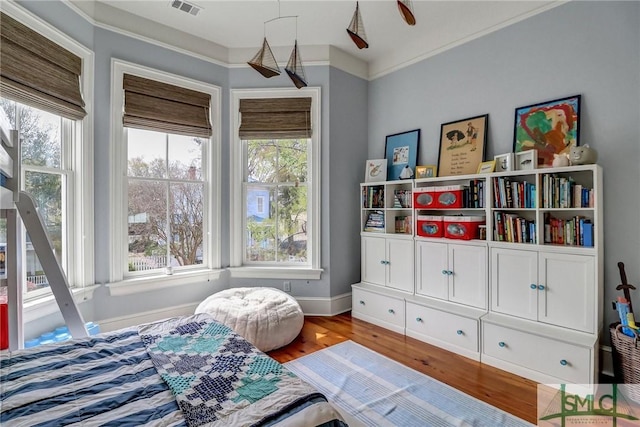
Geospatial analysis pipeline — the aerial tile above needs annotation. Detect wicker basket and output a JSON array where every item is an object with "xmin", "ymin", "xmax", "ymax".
[{"xmin": 610, "ymin": 323, "xmax": 640, "ymax": 402}]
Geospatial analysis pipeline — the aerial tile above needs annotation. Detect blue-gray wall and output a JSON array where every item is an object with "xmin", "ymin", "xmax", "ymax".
[
  {"xmin": 368, "ymin": 1, "xmax": 640, "ymax": 333},
  {"xmin": 16, "ymin": 0, "xmax": 365, "ymax": 333},
  {"xmin": 14, "ymin": 1, "xmax": 640, "ymax": 341}
]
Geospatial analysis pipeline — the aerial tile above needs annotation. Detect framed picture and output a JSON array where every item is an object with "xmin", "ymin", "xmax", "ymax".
[
  {"xmin": 437, "ymin": 114, "xmax": 488, "ymax": 177},
  {"xmin": 365, "ymin": 159, "xmax": 387, "ymax": 182},
  {"xmin": 415, "ymin": 165, "xmax": 436, "ymax": 179},
  {"xmin": 494, "ymin": 153, "xmax": 514, "ymax": 172},
  {"xmin": 515, "ymin": 149, "xmax": 538, "ymax": 171},
  {"xmin": 415, "ymin": 166, "xmax": 428, "ymax": 179},
  {"xmin": 385, "ymin": 129, "xmax": 420, "ymax": 181},
  {"xmin": 477, "ymin": 160, "xmax": 496, "ymax": 174},
  {"xmin": 513, "ymin": 94, "xmax": 581, "ymax": 168}
]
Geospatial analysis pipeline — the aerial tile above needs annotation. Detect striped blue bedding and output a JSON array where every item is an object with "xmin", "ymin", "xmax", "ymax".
[{"xmin": 0, "ymin": 315, "xmax": 347, "ymax": 427}]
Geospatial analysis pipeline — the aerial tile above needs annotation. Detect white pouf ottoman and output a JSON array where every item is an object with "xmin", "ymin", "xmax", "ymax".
[{"xmin": 195, "ymin": 287, "xmax": 304, "ymax": 352}]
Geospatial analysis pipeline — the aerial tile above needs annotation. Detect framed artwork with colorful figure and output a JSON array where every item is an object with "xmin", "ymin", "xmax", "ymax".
[{"xmin": 513, "ymin": 95, "xmax": 580, "ymax": 168}]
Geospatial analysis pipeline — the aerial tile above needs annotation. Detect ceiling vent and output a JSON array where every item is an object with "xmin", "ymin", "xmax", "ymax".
[{"xmin": 170, "ymin": 0, "xmax": 201, "ymax": 16}]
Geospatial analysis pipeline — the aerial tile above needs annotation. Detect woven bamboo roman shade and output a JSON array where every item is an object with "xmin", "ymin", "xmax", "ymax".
[
  {"xmin": 123, "ymin": 74, "xmax": 212, "ymax": 138},
  {"xmin": 239, "ymin": 97, "xmax": 311, "ymax": 140},
  {"xmin": 0, "ymin": 12, "xmax": 86, "ymax": 120}
]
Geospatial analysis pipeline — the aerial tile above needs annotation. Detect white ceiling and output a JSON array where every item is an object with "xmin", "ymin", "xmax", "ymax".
[{"xmin": 73, "ymin": 0, "xmax": 564, "ymax": 78}]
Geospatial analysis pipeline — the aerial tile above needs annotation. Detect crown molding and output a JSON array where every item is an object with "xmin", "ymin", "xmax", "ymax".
[{"xmin": 65, "ymin": 0, "xmax": 368, "ymax": 80}]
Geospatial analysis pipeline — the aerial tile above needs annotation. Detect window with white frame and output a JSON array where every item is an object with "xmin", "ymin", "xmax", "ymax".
[
  {"xmin": 230, "ymin": 88, "xmax": 321, "ymax": 280},
  {"xmin": 0, "ymin": 7, "xmax": 93, "ymax": 303},
  {"xmin": 0, "ymin": 101, "xmax": 71, "ymax": 299},
  {"xmin": 110, "ymin": 60, "xmax": 220, "ymax": 289}
]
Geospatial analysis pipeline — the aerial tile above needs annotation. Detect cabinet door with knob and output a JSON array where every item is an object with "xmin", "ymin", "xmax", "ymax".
[
  {"xmin": 491, "ymin": 247, "xmax": 595, "ymax": 333},
  {"xmin": 362, "ymin": 235, "xmax": 413, "ymax": 293},
  {"xmin": 490, "ymin": 247, "xmax": 538, "ymax": 320},
  {"xmin": 416, "ymin": 240, "xmax": 487, "ymax": 309}
]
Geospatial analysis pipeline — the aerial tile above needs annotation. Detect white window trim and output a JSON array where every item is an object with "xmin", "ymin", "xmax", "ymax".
[
  {"xmin": 109, "ymin": 59, "xmax": 222, "ymax": 292},
  {"xmin": 229, "ymin": 88, "xmax": 322, "ymax": 280},
  {"xmin": 1, "ymin": 2, "xmax": 95, "ymax": 292}
]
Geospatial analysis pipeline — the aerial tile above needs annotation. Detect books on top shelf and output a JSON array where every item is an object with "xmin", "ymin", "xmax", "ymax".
[
  {"xmin": 492, "ymin": 177, "xmax": 536, "ymax": 209},
  {"xmin": 393, "ymin": 189, "xmax": 411, "ymax": 208},
  {"xmin": 362, "ymin": 185, "xmax": 384, "ymax": 209},
  {"xmin": 542, "ymin": 174, "xmax": 594, "ymax": 208}
]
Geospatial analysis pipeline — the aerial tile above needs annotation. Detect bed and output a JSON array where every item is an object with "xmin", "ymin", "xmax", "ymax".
[{"xmin": 0, "ymin": 313, "xmax": 347, "ymax": 426}]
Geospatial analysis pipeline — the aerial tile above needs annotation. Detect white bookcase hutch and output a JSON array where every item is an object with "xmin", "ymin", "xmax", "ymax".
[{"xmin": 353, "ymin": 164, "xmax": 603, "ymax": 385}]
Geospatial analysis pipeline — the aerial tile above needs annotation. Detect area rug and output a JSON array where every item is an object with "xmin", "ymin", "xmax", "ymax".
[{"xmin": 285, "ymin": 340, "xmax": 533, "ymax": 427}]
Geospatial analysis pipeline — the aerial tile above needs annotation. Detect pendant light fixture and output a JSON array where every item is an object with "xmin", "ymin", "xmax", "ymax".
[
  {"xmin": 346, "ymin": 1, "xmax": 368, "ymax": 49},
  {"xmin": 248, "ymin": 1, "xmax": 308, "ymax": 89},
  {"xmin": 397, "ymin": 0, "xmax": 416, "ymax": 26}
]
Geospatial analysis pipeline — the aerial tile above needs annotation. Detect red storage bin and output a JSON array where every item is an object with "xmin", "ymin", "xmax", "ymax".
[
  {"xmin": 413, "ymin": 187, "xmax": 437, "ymax": 209},
  {"xmin": 417, "ymin": 215, "xmax": 444, "ymax": 238},
  {"xmin": 1, "ymin": 303, "xmax": 8, "ymax": 350},
  {"xmin": 443, "ymin": 216, "xmax": 485, "ymax": 240},
  {"xmin": 434, "ymin": 185, "xmax": 466, "ymax": 209}
]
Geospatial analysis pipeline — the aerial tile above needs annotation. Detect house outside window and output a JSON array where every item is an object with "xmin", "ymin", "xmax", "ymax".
[
  {"xmin": 230, "ymin": 88, "xmax": 322, "ymax": 280},
  {"xmin": 109, "ymin": 60, "xmax": 221, "ymax": 292}
]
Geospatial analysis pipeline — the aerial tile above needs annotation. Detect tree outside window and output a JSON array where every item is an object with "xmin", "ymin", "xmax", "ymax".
[
  {"xmin": 0, "ymin": 98, "xmax": 66, "ymax": 296},
  {"xmin": 126, "ymin": 129, "xmax": 205, "ymax": 273}
]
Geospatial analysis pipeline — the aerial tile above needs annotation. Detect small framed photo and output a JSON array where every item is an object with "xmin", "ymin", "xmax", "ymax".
[
  {"xmin": 415, "ymin": 165, "xmax": 437, "ymax": 179},
  {"xmin": 477, "ymin": 160, "xmax": 496, "ymax": 174},
  {"xmin": 494, "ymin": 153, "xmax": 514, "ymax": 172},
  {"xmin": 514, "ymin": 149, "xmax": 538, "ymax": 171},
  {"xmin": 424, "ymin": 165, "xmax": 437, "ymax": 178},
  {"xmin": 365, "ymin": 159, "xmax": 387, "ymax": 182}
]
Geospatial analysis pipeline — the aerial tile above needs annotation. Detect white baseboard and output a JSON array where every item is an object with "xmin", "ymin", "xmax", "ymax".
[
  {"xmin": 297, "ymin": 292, "xmax": 352, "ymax": 316},
  {"xmin": 97, "ymin": 292, "xmax": 352, "ymax": 332},
  {"xmin": 98, "ymin": 303, "xmax": 198, "ymax": 332}
]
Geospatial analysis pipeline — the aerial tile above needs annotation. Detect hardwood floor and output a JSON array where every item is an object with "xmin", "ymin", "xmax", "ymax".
[{"xmin": 268, "ymin": 312, "xmax": 539, "ymax": 424}]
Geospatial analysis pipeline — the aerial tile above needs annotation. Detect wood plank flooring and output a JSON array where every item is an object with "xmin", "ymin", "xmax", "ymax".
[{"xmin": 268, "ymin": 312, "xmax": 538, "ymax": 424}]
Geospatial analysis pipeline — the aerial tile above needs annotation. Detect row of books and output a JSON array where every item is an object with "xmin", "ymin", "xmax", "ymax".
[
  {"xmin": 363, "ymin": 210, "xmax": 385, "ymax": 232},
  {"xmin": 493, "ymin": 177, "xmax": 536, "ymax": 209},
  {"xmin": 493, "ymin": 211, "xmax": 536, "ymax": 243},
  {"xmin": 541, "ymin": 174, "xmax": 594, "ymax": 208},
  {"xmin": 362, "ymin": 185, "xmax": 384, "ymax": 209},
  {"xmin": 543, "ymin": 213, "xmax": 593, "ymax": 247},
  {"xmin": 394, "ymin": 215, "xmax": 412, "ymax": 234},
  {"xmin": 464, "ymin": 179, "xmax": 485, "ymax": 208},
  {"xmin": 393, "ymin": 190, "xmax": 412, "ymax": 208}
]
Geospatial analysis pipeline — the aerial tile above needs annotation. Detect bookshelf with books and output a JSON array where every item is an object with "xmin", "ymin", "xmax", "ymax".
[
  {"xmin": 354, "ymin": 164, "xmax": 603, "ymax": 385},
  {"xmin": 360, "ymin": 181, "xmax": 413, "ymax": 235},
  {"xmin": 484, "ymin": 164, "xmax": 603, "ymax": 386}
]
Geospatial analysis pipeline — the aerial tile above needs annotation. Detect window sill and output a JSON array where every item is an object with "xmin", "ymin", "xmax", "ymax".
[
  {"xmin": 228, "ymin": 266, "xmax": 323, "ymax": 280},
  {"xmin": 107, "ymin": 268, "xmax": 224, "ymax": 296},
  {"xmin": 23, "ymin": 285, "xmax": 100, "ymax": 323}
]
